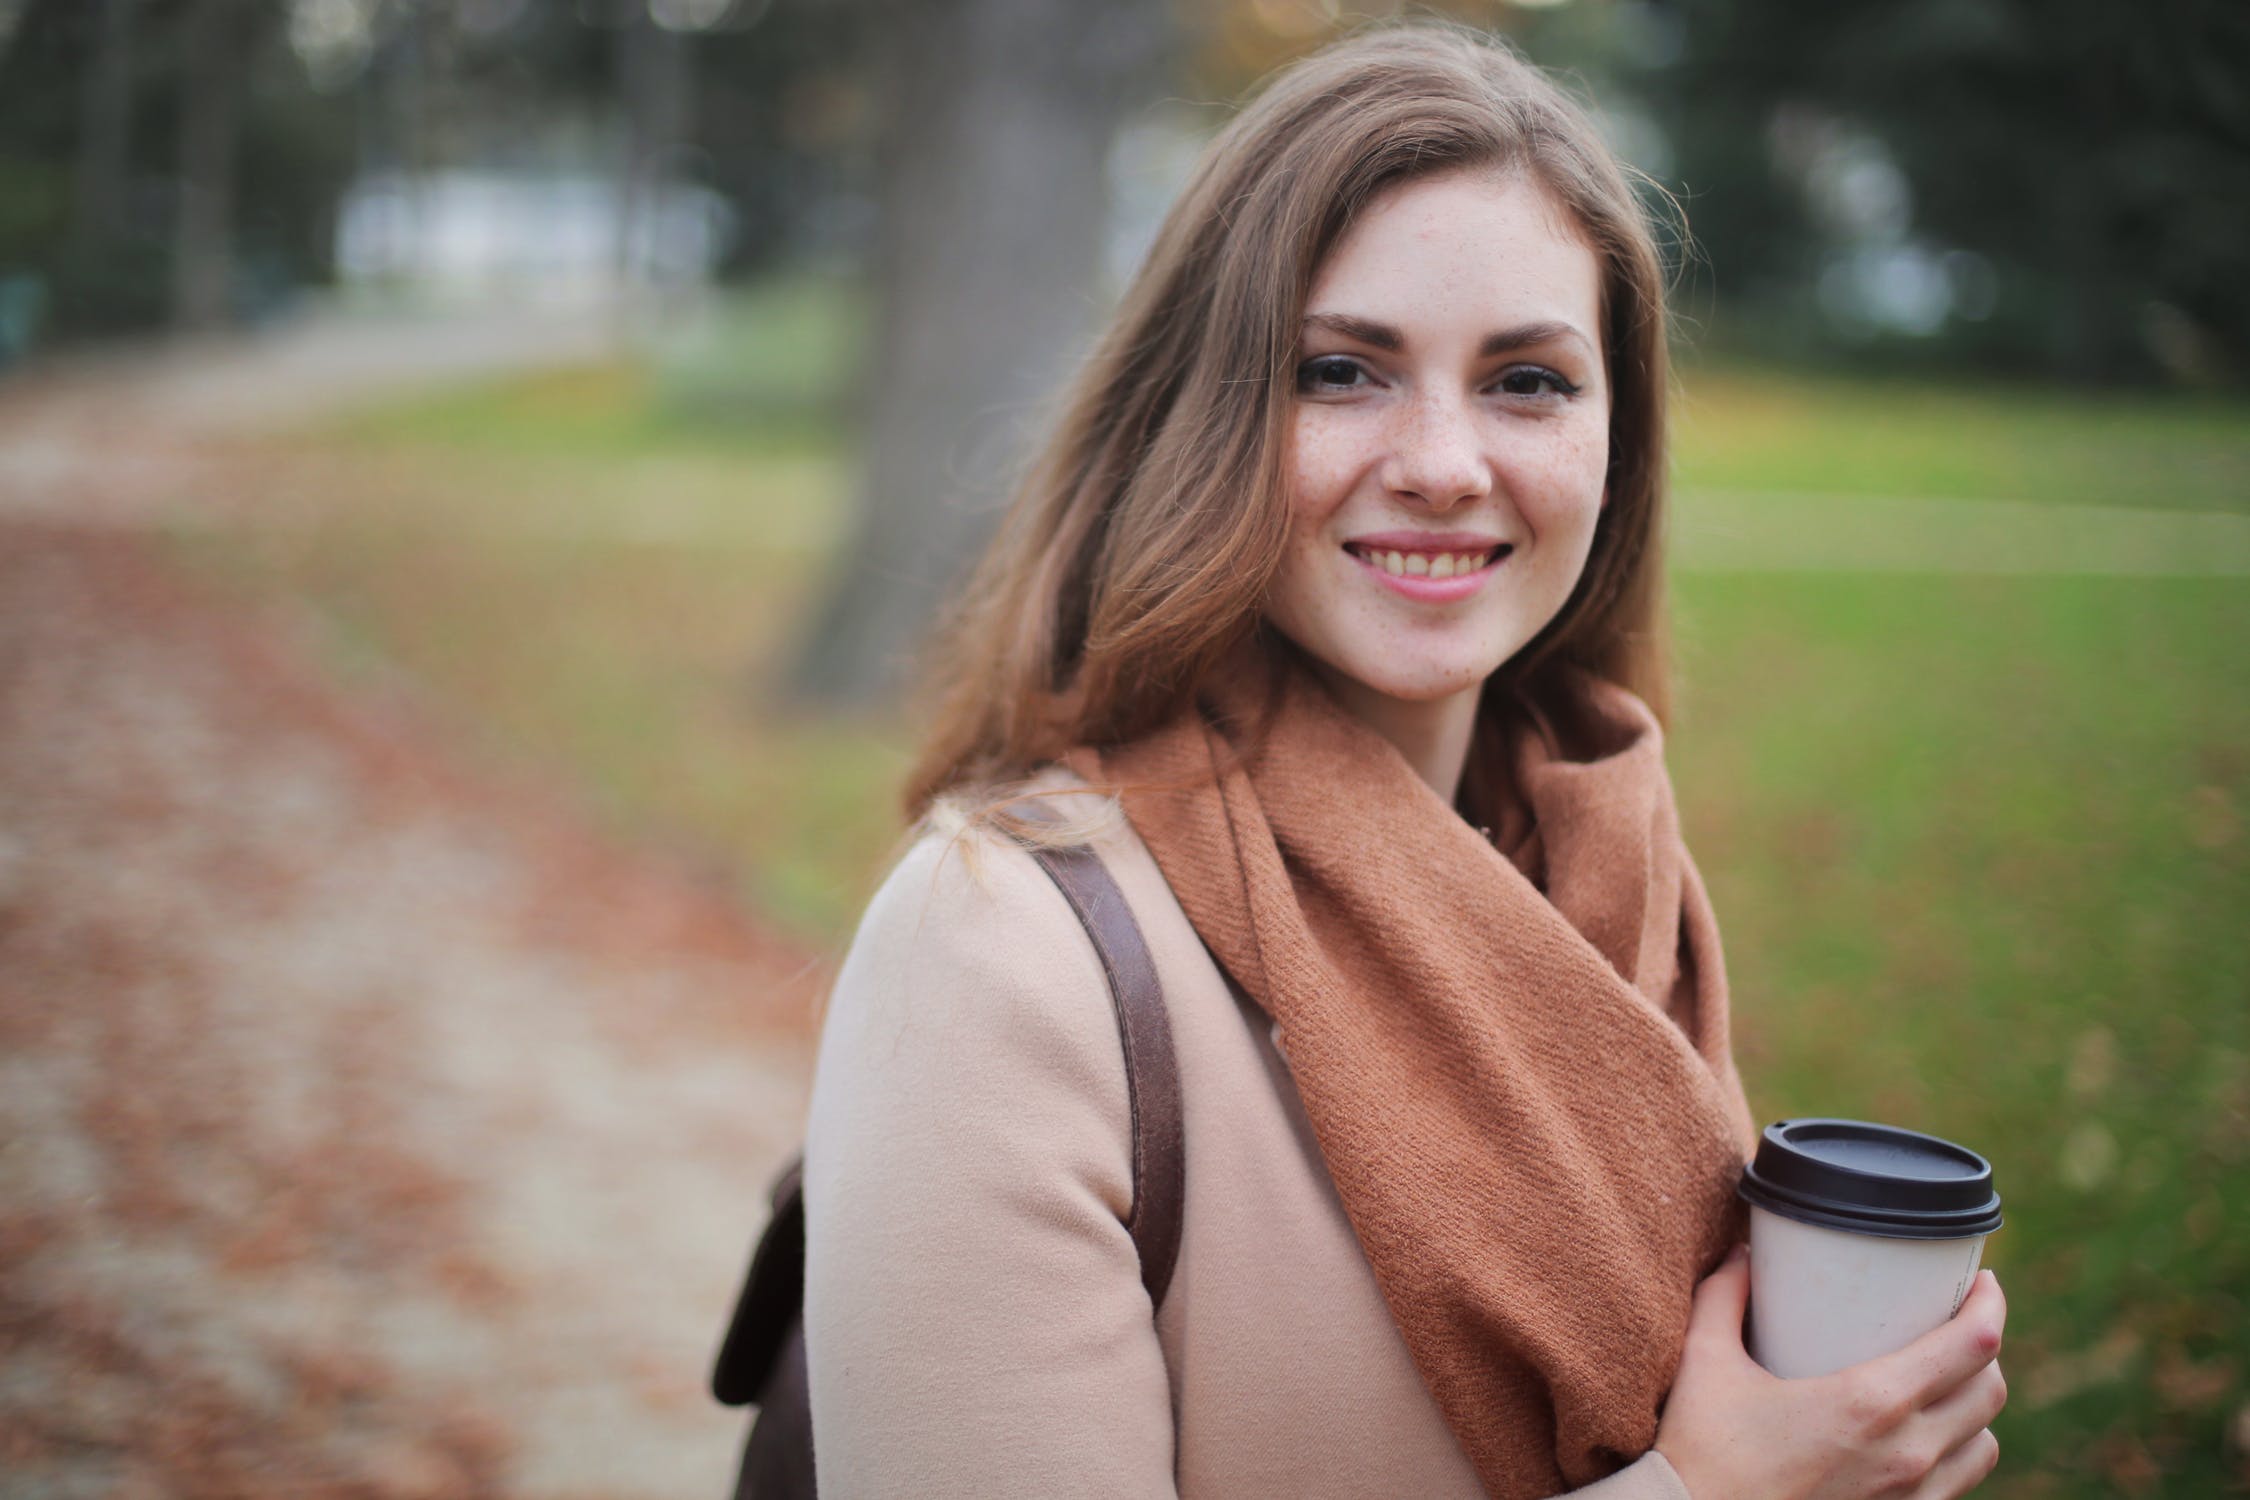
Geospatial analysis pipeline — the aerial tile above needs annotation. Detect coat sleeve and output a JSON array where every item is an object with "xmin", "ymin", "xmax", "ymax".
[
  {"xmin": 802, "ymin": 829, "xmax": 1178, "ymax": 1500},
  {"xmin": 1567, "ymin": 1452, "xmax": 1693, "ymax": 1499}
]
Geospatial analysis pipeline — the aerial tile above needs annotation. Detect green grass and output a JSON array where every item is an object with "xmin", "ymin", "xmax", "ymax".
[
  {"xmin": 162, "ymin": 296, "xmax": 2250, "ymax": 1495},
  {"xmin": 1672, "ymin": 572, "xmax": 2249, "ymax": 1495},
  {"xmin": 168, "ymin": 491, "xmax": 913, "ymax": 944},
  {"xmin": 1672, "ymin": 358, "xmax": 2250, "ymax": 515},
  {"xmin": 185, "ymin": 275, "xmax": 901, "ymax": 939},
  {"xmin": 325, "ymin": 272, "xmax": 864, "ymax": 461}
]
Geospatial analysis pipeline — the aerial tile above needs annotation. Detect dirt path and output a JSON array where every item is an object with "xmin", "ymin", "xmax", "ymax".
[{"xmin": 0, "ymin": 322, "xmax": 823, "ymax": 1498}]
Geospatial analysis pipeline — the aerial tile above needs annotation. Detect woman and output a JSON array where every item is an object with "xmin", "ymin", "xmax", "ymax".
[{"xmin": 799, "ymin": 24, "xmax": 2007, "ymax": 1500}]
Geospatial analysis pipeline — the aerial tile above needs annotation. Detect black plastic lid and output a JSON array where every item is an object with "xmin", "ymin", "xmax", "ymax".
[{"xmin": 1738, "ymin": 1118, "xmax": 2003, "ymax": 1241}]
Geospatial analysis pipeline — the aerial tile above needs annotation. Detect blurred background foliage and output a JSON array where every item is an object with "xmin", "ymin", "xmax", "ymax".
[
  {"xmin": 4, "ymin": 0, "xmax": 2246, "ymax": 372},
  {"xmin": 2, "ymin": 1, "xmax": 2247, "ymax": 1496}
]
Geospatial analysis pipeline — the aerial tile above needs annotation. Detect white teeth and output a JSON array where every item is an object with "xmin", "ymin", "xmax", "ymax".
[{"xmin": 1354, "ymin": 545, "xmax": 1501, "ymax": 579}]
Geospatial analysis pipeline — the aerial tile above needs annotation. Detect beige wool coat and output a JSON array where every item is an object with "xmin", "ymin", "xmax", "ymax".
[{"xmin": 801, "ymin": 781, "xmax": 1695, "ymax": 1499}]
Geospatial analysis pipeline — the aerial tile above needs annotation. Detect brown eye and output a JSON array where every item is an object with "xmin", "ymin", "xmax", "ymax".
[
  {"xmin": 1496, "ymin": 365, "xmax": 1580, "ymax": 398},
  {"xmin": 1296, "ymin": 356, "xmax": 1367, "ymax": 392}
]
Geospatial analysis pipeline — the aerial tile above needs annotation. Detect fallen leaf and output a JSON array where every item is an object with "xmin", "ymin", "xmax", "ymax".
[
  {"xmin": 2189, "ymin": 785, "xmax": 2238, "ymax": 851},
  {"xmin": 2058, "ymin": 1120, "xmax": 2119, "ymax": 1192},
  {"xmin": 2091, "ymin": 1431, "xmax": 2161, "ymax": 1497},
  {"xmin": 2066, "ymin": 1026, "xmax": 2115, "ymax": 1100},
  {"xmin": 2151, "ymin": 1346, "xmax": 2237, "ymax": 1413},
  {"xmin": 2023, "ymin": 1328, "xmax": 2143, "ymax": 1411}
]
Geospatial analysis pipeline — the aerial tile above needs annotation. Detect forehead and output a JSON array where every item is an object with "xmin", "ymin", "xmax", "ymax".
[{"xmin": 1306, "ymin": 170, "xmax": 1602, "ymax": 331}]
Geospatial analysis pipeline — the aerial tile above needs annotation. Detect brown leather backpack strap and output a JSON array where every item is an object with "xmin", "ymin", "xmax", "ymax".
[
  {"xmin": 708, "ymin": 839, "xmax": 1187, "ymax": 1500},
  {"xmin": 1028, "ymin": 843, "xmax": 1186, "ymax": 1310}
]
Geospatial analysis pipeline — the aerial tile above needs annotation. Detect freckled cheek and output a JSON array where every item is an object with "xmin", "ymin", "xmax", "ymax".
[
  {"xmin": 1509, "ymin": 420, "xmax": 1609, "ymax": 536},
  {"xmin": 1286, "ymin": 411, "xmax": 1364, "ymax": 522}
]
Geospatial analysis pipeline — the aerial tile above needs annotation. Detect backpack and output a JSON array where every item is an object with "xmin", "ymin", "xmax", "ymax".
[{"xmin": 709, "ymin": 843, "xmax": 1186, "ymax": 1499}]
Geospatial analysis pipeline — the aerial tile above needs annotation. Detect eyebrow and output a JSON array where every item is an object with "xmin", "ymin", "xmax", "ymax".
[{"xmin": 1301, "ymin": 312, "xmax": 1593, "ymax": 359}]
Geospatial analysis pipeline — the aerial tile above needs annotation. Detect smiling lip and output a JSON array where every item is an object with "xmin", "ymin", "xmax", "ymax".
[
  {"xmin": 1348, "ymin": 530, "xmax": 1506, "ymax": 553},
  {"xmin": 1343, "ymin": 532, "xmax": 1513, "ymax": 601}
]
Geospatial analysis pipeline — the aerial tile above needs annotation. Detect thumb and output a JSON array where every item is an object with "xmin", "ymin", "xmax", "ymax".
[{"xmin": 1688, "ymin": 1244, "xmax": 1751, "ymax": 1344}]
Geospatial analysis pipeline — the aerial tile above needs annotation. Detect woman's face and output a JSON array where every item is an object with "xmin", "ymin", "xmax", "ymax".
[{"xmin": 1264, "ymin": 170, "xmax": 1611, "ymax": 713}]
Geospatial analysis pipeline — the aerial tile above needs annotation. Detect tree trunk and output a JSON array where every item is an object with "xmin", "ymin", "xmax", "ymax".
[
  {"xmin": 70, "ymin": 0, "xmax": 138, "ymax": 252},
  {"xmin": 171, "ymin": 0, "xmax": 246, "ymax": 331},
  {"xmin": 615, "ymin": 3, "xmax": 694, "ymax": 290},
  {"xmin": 782, "ymin": 0, "xmax": 1174, "ymax": 707}
]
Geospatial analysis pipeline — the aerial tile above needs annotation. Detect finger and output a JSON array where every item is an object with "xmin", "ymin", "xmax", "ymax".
[
  {"xmin": 1917, "ymin": 1359, "xmax": 2007, "ymax": 1452},
  {"xmin": 1869, "ymin": 1270, "xmax": 2005, "ymax": 1408},
  {"xmin": 1980, "ymin": 1269, "xmax": 2008, "ymax": 1339},
  {"xmin": 1688, "ymin": 1245, "xmax": 1750, "ymax": 1337},
  {"xmin": 1911, "ymin": 1425, "xmax": 2000, "ymax": 1500}
]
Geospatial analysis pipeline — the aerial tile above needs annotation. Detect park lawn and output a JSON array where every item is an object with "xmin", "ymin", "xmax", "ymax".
[
  {"xmin": 1672, "ymin": 356, "xmax": 2250, "ymax": 515},
  {"xmin": 162, "ymin": 339, "xmax": 2250, "ymax": 1496},
  {"xmin": 1671, "ymin": 571, "xmax": 2249, "ymax": 1497},
  {"xmin": 167, "ymin": 378, "xmax": 902, "ymax": 946}
]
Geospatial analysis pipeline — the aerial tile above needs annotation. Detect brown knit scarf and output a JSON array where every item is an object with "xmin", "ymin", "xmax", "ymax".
[{"xmin": 1067, "ymin": 654, "xmax": 1756, "ymax": 1499}]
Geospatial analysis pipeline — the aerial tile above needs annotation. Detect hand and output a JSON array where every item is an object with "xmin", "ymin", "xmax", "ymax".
[{"xmin": 1654, "ymin": 1247, "xmax": 2008, "ymax": 1500}]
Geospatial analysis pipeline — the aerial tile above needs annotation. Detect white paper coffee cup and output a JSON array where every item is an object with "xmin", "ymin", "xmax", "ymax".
[{"xmin": 1738, "ymin": 1119, "xmax": 2003, "ymax": 1381}]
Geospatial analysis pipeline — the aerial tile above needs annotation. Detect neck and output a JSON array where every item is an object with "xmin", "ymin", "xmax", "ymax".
[{"xmin": 1311, "ymin": 666, "xmax": 1484, "ymax": 808}]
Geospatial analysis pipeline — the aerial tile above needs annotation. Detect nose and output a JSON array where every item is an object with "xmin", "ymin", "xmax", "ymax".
[{"xmin": 1380, "ymin": 389, "xmax": 1490, "ymax": 512}]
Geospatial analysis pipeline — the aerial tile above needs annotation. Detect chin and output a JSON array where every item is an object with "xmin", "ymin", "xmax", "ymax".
[{"xmin": 1342, "ymin": 658, "xmax": 1497, "ymax": 705}]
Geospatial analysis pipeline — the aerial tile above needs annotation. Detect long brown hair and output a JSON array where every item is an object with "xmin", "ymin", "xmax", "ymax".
[{"xmin": 904, "ymin": 23, "xmax": 1679, "ymax": 819}]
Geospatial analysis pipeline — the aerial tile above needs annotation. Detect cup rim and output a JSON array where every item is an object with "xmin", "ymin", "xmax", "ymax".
[
  {"xmin": 1738, "ymin": 1117, "xmax": 2004, "ymax": 1240},
  {"xmin": 1743, "ymin": 1190, "xmax": 2003, "ymax": 1242}
]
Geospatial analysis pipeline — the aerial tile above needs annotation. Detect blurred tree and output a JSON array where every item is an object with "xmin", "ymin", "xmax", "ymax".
[
  {"xmin": 780, "ymin": 0, "xmax": 1574, "ymax": 707},
  {"xmin": 613, "ymin": 0, "xmax": 691, "ymax": 284},
  {"xmin": 1657, "ymin": 0, "xmax": 2250, "ymax": 381},
  {"xmin": 684, "ymin": 1, "xmax": 868, "ymax": 277},
  {"xmin": 0, "ymin": 0, "xmax": 351, "ymax": 344},
  {"xmin": 783, "ymin": 0, "xmax": 1177, "ymax": 706},
  {"xmin": 173, "ymin": 0, "xmax": 260, "ymax": 329},
  {"xmin": 0, "ymin": 0, "xmax": 872, "ymax": 350},
  {"xmin": 0, "ymin": 0, "xmax": 164, "ymax": 341},
  {"xmin": 69, "ymin": 0, "xmax": 140, "ymax": 253}
]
